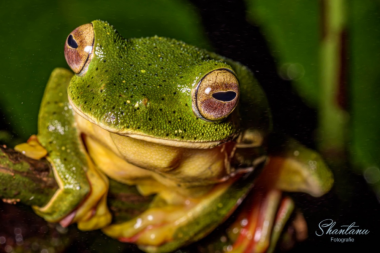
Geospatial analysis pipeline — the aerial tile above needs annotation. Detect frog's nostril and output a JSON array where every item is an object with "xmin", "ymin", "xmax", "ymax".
[{"xmin": 67, "ymin": 35, "xmax": 78, "ymax": 49}]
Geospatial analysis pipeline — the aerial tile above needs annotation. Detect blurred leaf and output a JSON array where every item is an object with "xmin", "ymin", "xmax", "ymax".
[
  {"xmin": 349, "ymin": 0, "xmax": 380, "ymax": 195},
  {"xmin": 0, "ymin": 0, "xmax": 209, "ymax": 140},
  {"xmin": 245, "ymin": 0, "xmax": 320, "ymax": 107}
]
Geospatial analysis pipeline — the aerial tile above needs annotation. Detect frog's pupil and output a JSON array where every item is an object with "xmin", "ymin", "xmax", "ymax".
[
  {"xmin": 68, "ymin": 35, "xmax": 78, "ymax": 49},
  {"xmin": 212, "ymin": 91, "xmax": 237, "ymax": 102}
]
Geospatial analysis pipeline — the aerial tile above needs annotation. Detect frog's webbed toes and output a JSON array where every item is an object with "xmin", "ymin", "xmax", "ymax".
[
  {"xmin": 77, "ymin": 194, "xmax": 112, "ymax": 230},
  {"xmin": 71, "ymin": 157, "xmax": 111, "ymax": 230},
  {"xmin": 229, "ymin": 189, "xmax": 297, "ymax": 253}
]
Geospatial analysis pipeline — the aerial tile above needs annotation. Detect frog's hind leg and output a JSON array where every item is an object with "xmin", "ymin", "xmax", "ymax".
[{"xmin": 28, "ymin": 68, "xmax": 111, "ymax": 229}]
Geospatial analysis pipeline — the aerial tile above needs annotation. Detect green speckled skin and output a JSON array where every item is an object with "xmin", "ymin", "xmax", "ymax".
[
  {"xmin": 36, "ymin": 68, "xmax": 90, "ymax": 222},
  {"xmin": 68, "ymin": 20, "xmax": 271, "ymax": 142}
]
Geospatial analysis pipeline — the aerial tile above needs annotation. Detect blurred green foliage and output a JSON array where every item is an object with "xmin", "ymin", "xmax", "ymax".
[
  {"xmin": 0, "ymin": 0, "xmax": 209, "ymax": 140},
  {"xmin": 350, "ymin": 0, "xmax": 380, "ymax": 195},
  {"xmin": 245, "ymin": 0, "xmax": 320, "ymax": 107}
]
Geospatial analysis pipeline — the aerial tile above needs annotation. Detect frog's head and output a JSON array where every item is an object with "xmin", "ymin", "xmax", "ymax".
[{"xmin": 64, "ymin": 20, "xmax": 241, "ymax": 148}]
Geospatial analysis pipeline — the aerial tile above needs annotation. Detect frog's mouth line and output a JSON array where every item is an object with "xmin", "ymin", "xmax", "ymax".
[{"xmin": 69, "ymin": 97, "xmax": 224, "ymax": 149}]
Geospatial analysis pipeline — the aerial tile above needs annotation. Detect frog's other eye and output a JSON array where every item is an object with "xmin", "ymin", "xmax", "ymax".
[
  {"xmin": 64, "ymin": 23, "xmax": 94, "ymax": 74},
  {"xmin": 193, "ymin": 69, "xmax": 239, "ymax": 121}
]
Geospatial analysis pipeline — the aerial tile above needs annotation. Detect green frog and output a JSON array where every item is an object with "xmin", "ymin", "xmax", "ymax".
[{"xmin": 15, "ymin": 20, "xmax": 333, "ymax": 252}]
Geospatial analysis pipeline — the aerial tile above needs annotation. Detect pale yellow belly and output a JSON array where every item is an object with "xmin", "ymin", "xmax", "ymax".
[{"xmin": 75, "ymin": 113, "xmax": 235, "ymax": 198}]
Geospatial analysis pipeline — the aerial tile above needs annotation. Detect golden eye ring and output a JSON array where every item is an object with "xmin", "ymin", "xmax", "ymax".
[
  {"xmin": 64, "ymin": 23, "xmax": 94, "ymax": 74},
  {"xmin": 193, "ymin": 68, "xmax": 239, "ymax": 121}
]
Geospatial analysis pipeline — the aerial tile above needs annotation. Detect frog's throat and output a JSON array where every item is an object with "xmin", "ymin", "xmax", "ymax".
[{"xmin": 69, "ymin": 97, "xmax": 222, "ymax": 149}]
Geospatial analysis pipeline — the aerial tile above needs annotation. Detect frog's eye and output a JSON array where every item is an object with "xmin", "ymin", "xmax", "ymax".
[
  {"xmin": 64, "ymin": 23, "xmax": 94, "ymax": 74},
  {"xmin": 193, "ymin": 69, "xmax": 239, "ymax": 121}
]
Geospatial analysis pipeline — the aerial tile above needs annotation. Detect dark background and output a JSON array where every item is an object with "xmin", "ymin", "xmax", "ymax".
[{"xmin": 1, "ymin": 0, "xmax": 380, "ymax": 252}]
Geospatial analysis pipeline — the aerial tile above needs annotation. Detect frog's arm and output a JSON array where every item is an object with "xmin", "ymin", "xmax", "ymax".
[
  {"xmin": 262, "ymin": 133, "xmax": 334, "ymax": 197},
  {"xmin": 16, "ymin": 68, "xmax": 111, "ymax": 229}
]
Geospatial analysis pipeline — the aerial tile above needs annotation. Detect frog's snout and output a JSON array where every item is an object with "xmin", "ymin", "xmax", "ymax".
[{"xmin": 64, "ymin": 23, "xmax": 94, "ymax": 74}]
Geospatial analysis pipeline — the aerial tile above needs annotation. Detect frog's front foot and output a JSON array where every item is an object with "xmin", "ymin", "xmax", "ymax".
[
  {"xmin": 16, "ymin": 136, "xmax": 111, "ymax": 230},
  {"xmin": 58, "ymin": 156, "xmax": 112, "ymax": 231},
  {"xmin": 228, "ymin": 189, "xmax": 303, "ymax": 253}
]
